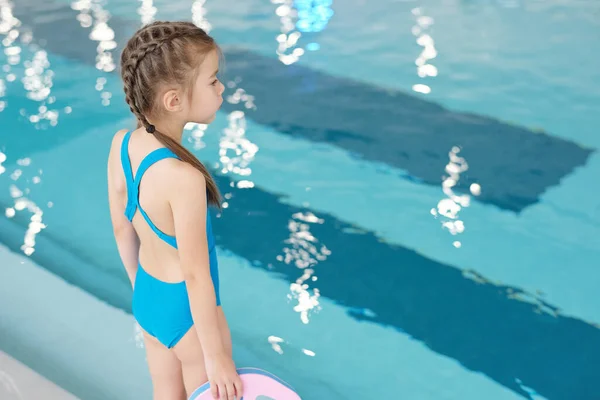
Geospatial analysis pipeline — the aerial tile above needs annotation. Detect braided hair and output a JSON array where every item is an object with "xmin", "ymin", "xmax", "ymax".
[{"xmin": 120, "ymin": 21, "xmax": 221, "ymax": 207}]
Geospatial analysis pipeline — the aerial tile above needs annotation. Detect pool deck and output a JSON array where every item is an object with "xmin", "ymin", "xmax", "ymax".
[
  {"xmin": 0, "ymin": 350, "xmax": 79, "ymax": 399},
  {"xmin": 0, "ymin": 243, "xmax": 153, "ymax": 400}
]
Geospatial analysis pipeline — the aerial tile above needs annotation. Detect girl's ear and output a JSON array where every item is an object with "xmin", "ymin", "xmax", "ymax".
[{"xmin": 162, "ymin": 89, "xmax": 184, "ymax": 113}]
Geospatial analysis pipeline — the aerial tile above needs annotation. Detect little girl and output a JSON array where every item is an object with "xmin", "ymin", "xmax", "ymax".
[{"xmin": 106, "ymin": 21, "xmax": 242, "ymax": 400}]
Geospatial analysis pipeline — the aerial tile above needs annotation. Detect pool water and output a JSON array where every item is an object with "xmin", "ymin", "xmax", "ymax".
[{"xmin": 1, "ymin": 0, "xmax": 599, "ymax": 399}]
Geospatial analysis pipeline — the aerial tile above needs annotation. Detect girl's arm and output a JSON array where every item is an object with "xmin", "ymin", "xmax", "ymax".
[
  {"xmin": 107, "ymin": 131, "xmax": 140, "ymax": 288},
  {"xmin": 168, "ymin": 162, "xmax": 242, "ymax": 400},
  {"xmin": 169, "ymin": 162, "xmax": 223, "ymax": 353}
]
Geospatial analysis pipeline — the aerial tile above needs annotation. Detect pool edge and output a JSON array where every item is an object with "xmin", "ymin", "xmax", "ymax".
[
  {"xmin": 0, "ymin": 243, "xmax": 153, "ymax": 400},
  {"xmin": 0, "ymin": 350, "xmax": 80, "ymax": 400}
]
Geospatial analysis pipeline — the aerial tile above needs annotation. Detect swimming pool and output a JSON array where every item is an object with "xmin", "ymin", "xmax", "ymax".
[{"xmin": 1, "ymin": 0, "xmax": 599, "ymax": 399}]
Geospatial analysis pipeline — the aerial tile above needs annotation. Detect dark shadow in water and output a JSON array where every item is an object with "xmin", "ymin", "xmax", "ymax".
[{"xmin": 218, "ymin": 49, "xmax": 594, "ymax": 213}]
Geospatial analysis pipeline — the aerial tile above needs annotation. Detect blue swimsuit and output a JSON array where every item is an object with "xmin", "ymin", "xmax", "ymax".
[{"xmin": 120, "ymin": 131, "xmax": 221, "ymax": 349}]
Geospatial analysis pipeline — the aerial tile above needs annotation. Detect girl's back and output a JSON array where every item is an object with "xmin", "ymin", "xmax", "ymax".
[{"xmin": 110, "ymin": 128, "xmax": 182, "ymax": 281}]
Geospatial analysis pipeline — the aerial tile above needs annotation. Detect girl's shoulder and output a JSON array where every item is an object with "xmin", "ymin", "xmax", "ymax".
[{"xmin": 108, "ymin": 129, "xmax": 130, "ymax": 157}]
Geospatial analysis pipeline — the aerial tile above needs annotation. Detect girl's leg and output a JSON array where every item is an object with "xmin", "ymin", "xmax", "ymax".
[
  {"xmin": 172, "ymin": 325, "xmax": 209, "ymax": 397},
  {"xmin": 143, "ymin": 332, "xmax": 186, "ymax": 400},
  {"xmin": 173, "ymin": 306, "xmax": 233, "ymax": 397}
]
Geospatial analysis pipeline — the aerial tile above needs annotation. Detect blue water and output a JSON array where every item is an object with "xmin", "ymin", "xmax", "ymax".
[{"xmin": 1, "ymin": 0, "xmax": 599, "ymax": 399}]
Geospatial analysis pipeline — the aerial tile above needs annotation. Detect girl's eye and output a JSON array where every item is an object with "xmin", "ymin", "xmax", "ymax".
[{"xmin": 211, "ymin": 79, "xmax": 218, "ymax": 86}]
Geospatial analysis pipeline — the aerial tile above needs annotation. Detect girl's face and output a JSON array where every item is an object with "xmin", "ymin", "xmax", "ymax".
[{"xmin": 186, "ymin": 49, "xmax": 224, "ymax": 124}]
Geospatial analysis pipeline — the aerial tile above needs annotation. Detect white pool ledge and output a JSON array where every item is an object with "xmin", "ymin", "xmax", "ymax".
[
  {"xmin": 0, "ymin": 244, "xmax": 153, "ymax": 400},
  {"xmin": 0, "ymin": 350, "xmax": 79, "ymax": 399}
]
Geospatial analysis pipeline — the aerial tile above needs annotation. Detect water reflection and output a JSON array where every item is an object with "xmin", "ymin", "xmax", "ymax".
[
  {"xmin": 0, "ymin": 0, "xmax": 21, "ymax": 113},
  {"xmin": 0, "ymin": 77, "xmax": 5, "ymax": 111},
  {"xmin": 219, "ymin": 80, "xmax": 260, "ymax": 186},
  {"xmin": 301, "ymin": 348, "xmax": 315, "ymax": 357},
  {"xmin": 431, "ymin": 147, "xmax": 479, "ymax": 248},
  {"xmin": 185, "ymin": 122, "xmax": 208, "ymax": 151},
  {"xmin": 5, "ymin": 156, "xmax": 46, "ymax": 256},
  {"xmin": 71, "ymin": 0, "xmax": 116, "ymax": 72},
  {"xmin": 268, "ymin": 335, "xmax": 316, "ymax": 358},
  {"xmin": 218, "ymin": 109, "xmax": 259, "ymax": 194},
  {"xmin": 71, "ymin": 0, "xmax": 116, "ymax": 106},
  {"xmin": 23, "ymin": 52, "xmax": 51, "ymax": 102},
  {"xmin": 6, "ymin": 190, "xmax": 46, "ymax": 257},
  {"xmin": 272, "ymin": 0, "xmax": 333, "ymax": 65},
  {"xmin": 295, "ymin": 0, "xmax": 333, "ymax": 33},
  {"xmin": 18, "ymin": 198, "xmax": 44, "ymax": 256},
  {"xmin": 192, "ymin": 0, "xmax": 211, "ymax": 32},
  {"xmin": 0, "ymin": 0, "xmax": 21, "ymax": 65},
  {"xmin": 21, "ymin": 50, "xmax": 59, "ymax": 129},
  {"xmin": 1, "ymin": 0, "xmax": 63, "ymax": 126},
  {"xmin": 277, "ymin": 212, "xmax": 330, "ymax": 324},
  {"xmin": 0, "ymin": 151, "xmax": 5, "ymax": 176},
  {"xmin": 226, "ymin": 86, "xmax": 256, "ymax": 110},
  {"xmin": 22, "ymin": 51, "xmax": 61, "ymax": 127},
  {"xmin": 137, "ymin": 0, "xmax": 157, "ymax": 26},
  {"xmin": 268, "ymin": 335, "xmax": 285, "ymax": 354},
  {"xmin": 2, "ymin": 146, "xmax": 46, "ymax": 257},
  {"xmin": 0, "ymin": 0, "xmax": 19, "ymax": 33},
  {"xmin": 272, "ymin": 0, "xmax": 303, "ymax": 65},
  {"xmin": 411, "ymin": 7, "xmax": 437, "ymax": 94}
]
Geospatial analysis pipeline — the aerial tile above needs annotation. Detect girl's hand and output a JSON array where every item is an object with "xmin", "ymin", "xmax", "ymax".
[{"xmin": 205, "ymin": 352, "xmax": 243, "ymax": 400}]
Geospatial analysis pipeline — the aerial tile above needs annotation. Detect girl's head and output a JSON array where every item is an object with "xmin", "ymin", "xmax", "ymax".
[{"xmin": 120, "ymin": 21, "xmax": 222, "ymax": 206}]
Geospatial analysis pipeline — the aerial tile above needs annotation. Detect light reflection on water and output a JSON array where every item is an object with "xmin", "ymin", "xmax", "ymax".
[
  {"xmin": 137, "ymin": 0, "xmax": 157, "ymax": 26},
  {"xmin": 3, "ymin": 157, "xmax": 47, "ymax": 256},
  {"xmin": 268, "ymin": 335, "xmax": 285, "ymax": 354},
  {"xmin": 219, "ymin": 110, "xmax": 258, "ymax": 178},
  {"xmin": 21, "ymin": 50, "xmax": 60, "ymax": 127},
  {"xmin": 267, "ymin": 335, "xmax": 316, "ymax": 358},
  {"xmin": 71, "ymin": 0, "xmax": 116, "ymax": 106},
  {"xmin": 1, "ymin": 0, "xmax": 66, "ymax": 127},
  {"xmin": 185, "ymin": 122, "xmax": 208, "ymax": 151},
  {"xmin": 277, "ymin": 212, "xmax": 330, "ymax": 324},
  {"xmin": 192, "ymin": 0, "xmax": 211, "ymax": 32},
  {"xmin": 431, "ymin": 146, "xmax": 481, "ymax": 248},
  {"xmin": 1, "ymin": 0, "xmax": 22, "ymax": 114},
  {"xmin": 0, "ymin": 77, "xmax": 5, "ymax": 111},
  {"xmin": 0, "ymin": 0, "xmax": 48, "ymax": 257},
  {"xmin": 0, "ymin": 151, "xmax": 5, "ymax": 176},
  {"xmin": 271, "ymin": 0, "xmax": 333, "ymax": 65},
  {"xmin": 216, "ymin": 80, "xmax": 260, "ymax": 196},
  {"xmin": 411, "ymin": 7, "xmax": 437, "ymax": 95}
]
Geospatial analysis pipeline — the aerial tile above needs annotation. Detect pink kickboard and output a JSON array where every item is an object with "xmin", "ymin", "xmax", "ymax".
[{"xmin": 188, "ymin": 367, "xmax": 301, "ymax": 400}]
